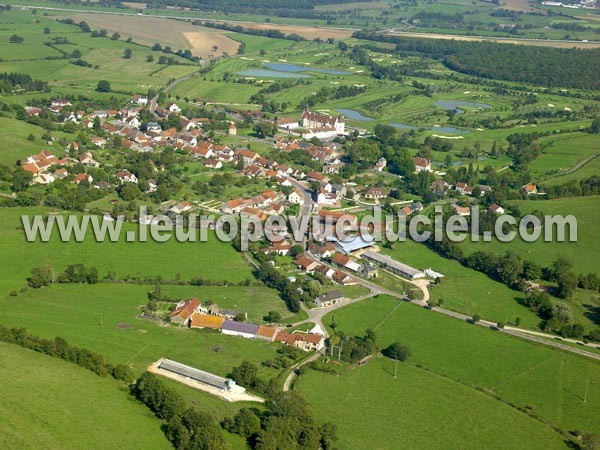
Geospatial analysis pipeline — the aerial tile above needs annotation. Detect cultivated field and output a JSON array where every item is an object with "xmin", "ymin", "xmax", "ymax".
[
  {"xmin": 64, "ymin": 13, "xmax": 240, "ymax": 57},
  {"xmin": 0, "ymin": 342, "xmax": 171, "ymax": 450}
]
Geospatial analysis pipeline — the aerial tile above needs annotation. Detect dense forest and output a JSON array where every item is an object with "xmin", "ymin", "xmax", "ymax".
[
  {"xmin": 56, "ymin": 0, "xmax": 358, "ymax": 18},
  {"xmin": 353, "ymin": 31, "xmax": 600, "ymax": 90}
]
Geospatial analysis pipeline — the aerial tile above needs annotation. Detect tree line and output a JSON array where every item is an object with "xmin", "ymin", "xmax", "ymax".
[
  {"xmin": 0, "ymin": 72, "xmax": 48, "ymax": 94},
  {"xmin": 0, "ymin": 323, "xmax": 135, "ymax": 382}
]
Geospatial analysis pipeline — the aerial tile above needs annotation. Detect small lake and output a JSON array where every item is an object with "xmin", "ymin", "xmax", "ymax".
[
  {"xmin": 237, "ymin": 69, "xmax": 311, "ymax": 79},
  {"xmin": 266, "ymin": 62, "xmax": 350, "ymax": 75},
  {"xmin": 335, "ymin": 108, "xmax": 374, "ymax": 121},
  {"xmin": 390, "ymin": 123, "xmax": 471, "ymax": 135},
  {"xmin": 335, "ymin": 108, "xmax": 470, "ymax": 134},
  {"xmin": 435, "ymin": 100, "xmax": 492, "ymax": 114}
]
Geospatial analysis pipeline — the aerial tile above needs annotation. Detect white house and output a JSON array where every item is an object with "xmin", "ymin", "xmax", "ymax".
[{"xmin": 288, "ymin": 189, "xmax": 305, "ymax": 205}]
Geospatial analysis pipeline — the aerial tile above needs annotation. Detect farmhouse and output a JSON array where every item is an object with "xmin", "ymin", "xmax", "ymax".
[
  {"xmin": 315, "ymin": 290, "xmax": 345, "ymax": 307},
  {"xmin": 275, "ymin": 331, "xmax": 325, "ymax": 352},
  {"xmin": 293, "ymin": 255, "xmax": 321, "ymax": 273},
  {"xmin": 288, "ymin": 189, "xmax": 305, "ymax": 205},
  {"xmin": 489, "ymin": 203, "xmax": 505, "ymax": 215},
  {"xmin": 189, "ymin": 314, "xmax": 224, "ymax": 330},
  {"xmin": 256, "ymin": 326, "xmax": 279, "ymax": 342},
  {"xmin": 169, "ymin": 299, "xmax": 201, "ymax": 326},
  {"xmin": 116, "ymin": 170, "xmax": 138, "ymax": 184},
  {"xmin": 364, "ymin": 186, "xmax": 388, "ymax": 200},
  {"xmin": 169, "ymin": 200, "xmax": 192, "ymax": 215},
  {"xmin": 453, "ymin": 205, "xmax": 471, "ymax": 216},
  {"xmin": 522, "ymin": 183, "xmax": 538, "ymax": 195},
  {"xmin": 222, "ymin": 320, "xmax": 259, "ymax": 339},
  {"xmin": 362, "ymin": 251, "xmax": 425, "ymax": 280}
]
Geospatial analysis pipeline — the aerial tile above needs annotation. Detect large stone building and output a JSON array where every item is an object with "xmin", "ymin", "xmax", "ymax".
[{"xmin": 299, "ymin": 105, "xmax": 345, "ymax": 139}]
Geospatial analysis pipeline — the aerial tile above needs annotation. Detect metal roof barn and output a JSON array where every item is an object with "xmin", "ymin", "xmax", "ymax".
[{"xmin": 158, "ymin": 359, "xmax": 236, "ymax": 391}]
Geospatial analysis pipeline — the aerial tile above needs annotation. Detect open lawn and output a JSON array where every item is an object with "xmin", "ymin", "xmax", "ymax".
[
  {"xmin": 381, "ymin": 239, "xmax": 540, "ymax": 328},
  {"xmin": 0, "ymin": 342, "xmax": 170, "ymax": 450},
  {"xmin": 308, "ymin": 295, "xmax": 600, "ymax": 438},
  {"xmin": 297, "ymin": 358, "xmax": 569, "ymax": 450},
  {"xmin": 460, "ymin": 196, "xmax": 600, "ymax": 274},
  {"xmin": 0, "ymin": 207, "xmax": 254, "ymax": 294}
]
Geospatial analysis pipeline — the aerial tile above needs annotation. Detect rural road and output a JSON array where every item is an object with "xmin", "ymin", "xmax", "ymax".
[
  {"xmin": 432, "ymin": 307, "xmax": 600, "ymax": 360},
  {"xmin": 283, "ymin": 350, "xmax": 322, "ymax": 392}
]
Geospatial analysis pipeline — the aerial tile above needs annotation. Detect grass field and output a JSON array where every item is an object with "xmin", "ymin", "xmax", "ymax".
[
  {"xmin": 381, "ymin": 240, "xmax": 541, "ymax": 328},
  {"xmin": 461, "ymin": 196, "xmax": 600, "ymax": 274},
  {"xmin": 299, "ymin": 295, "xmax": 600, "ymax": 441},
  {"xmin": 297, "ymin": 359, "xmax": 569, "ymax": 450},
  {"xmin": 0, "ymin": 115, "xmax": 67, "ymax": 165},
  {"xmin": 0, "ymin": 342, "xmax": 170, "ymax": 450},
  {"xmin": 0, "ymin": 207, "xmax": 254, "ymax": 295},
  {"xmin": 0, "ymin": 283, "xmax": 282, "ymax": 378},
  {"xmin": 530, "ymin": 133, "xmax": 600, "ymax": 181}
]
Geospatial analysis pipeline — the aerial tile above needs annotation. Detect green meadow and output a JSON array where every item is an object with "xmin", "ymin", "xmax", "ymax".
[
  {"xmin": 297, "ymin": 359, "xmax": 569, "ymax": 450},
  {"xmin": 530, "ymin": 133, "xmax": 600, "ymax": 182},
  {"xmin": 0, "ymin": 207, "xmax": 254, "ymax": 294},
  {"xmin": 0, "ymin": 342, "xmax": 171, "ymax": 450},
  {"xmin": 295, "ymin": 295, "xmax": 600, "ymax": 446},
  {"xmin": 0, "ymin": 115, "xmax": 68, "ymax": 165},
  {"xmin": 381, "ymin": 239, "xmax": 541, "ymax": 328},
  {"xmin": 0, "ymin": 283, "xmax": 282, "ymax": 377},
  {"xmin": 460, "ymin": 196, "xmax": 600, "ymax": 274}
]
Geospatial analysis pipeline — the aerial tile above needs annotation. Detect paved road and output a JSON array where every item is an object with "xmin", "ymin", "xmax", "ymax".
[
  {"xmin": 292, "ymin": 292, "xmax": 378, "ymax": 338},
  {"xmin": 283, "ymin": 350, "xmax": 322, "ymax": 392}
]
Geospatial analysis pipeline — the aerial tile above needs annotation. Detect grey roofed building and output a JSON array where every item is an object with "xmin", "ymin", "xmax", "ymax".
[
  {"xmin": 330, "ymin": 234, "xmax": 375, "ymax": 255},
  {"xmin": 362, "ymin": 251, "xmax": 425, "ymax": 279},
  {"xmin": 219, "ymin": 308, "xmax": 244, "ymax": 319},
  {"xmin": 317, "ymin": 290, "xmax": 343, "ymax": 303},
  {"xmin": 222, "ymin": 320, "xmax": 259, "ymax": 335},
  {"xmin": 158, "ymin": 359, "xmax": 236, "ymax": 391}
]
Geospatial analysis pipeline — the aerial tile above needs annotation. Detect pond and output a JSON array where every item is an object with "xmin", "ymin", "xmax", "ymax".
[
  {"xmin": 435, "ymin": 100, "xmax": 492, "ymax": 114},
  {"xmin": 389, "ymin": 123, "xmax": 471, "ymax": 135},
  {"xmin": 334, "ymin": 108, "xmax": 470, "ymax": 134},
  {"xmin": 266, "ymin": 62, "xmax": 350, "ymax": 75},
  {"xmin": 335, "ymin": 108, "xmax": 374, "ymax": 121},
  {"xmin": 237, "ymin": 69, "xmax": 311, "ymax": 79}
]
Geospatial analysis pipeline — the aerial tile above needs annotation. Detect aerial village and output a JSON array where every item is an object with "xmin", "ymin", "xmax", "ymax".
[{"xmin": 15, "ymin": 94, "xmax": 550, "ymax": 367}]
